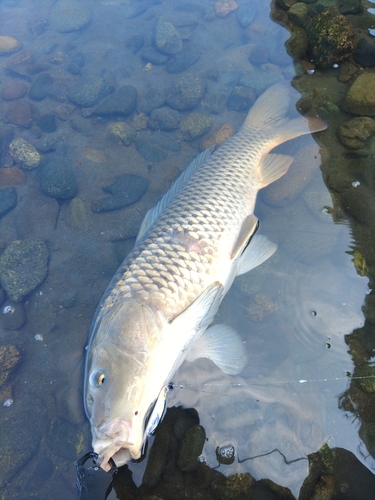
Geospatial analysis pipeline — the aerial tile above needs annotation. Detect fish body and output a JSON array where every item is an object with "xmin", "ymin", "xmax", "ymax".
[{"xmin": 84, "ymin": 84, "xmax": 326, "ymax": 469}]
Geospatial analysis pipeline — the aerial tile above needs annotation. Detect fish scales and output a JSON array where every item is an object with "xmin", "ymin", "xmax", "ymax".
[
  {"xmin": 84, "ymin": 84, "xmax": 327, "ymax": 469},
  {"xmin": 99, "ymin": 128, "xmax": 268, "ymax": 319}
]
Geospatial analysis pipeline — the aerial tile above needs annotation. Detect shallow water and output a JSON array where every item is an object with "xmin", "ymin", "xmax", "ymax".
[{"xmin": 0, "ymin": 0, "xmax": 374, "ymax": 498}]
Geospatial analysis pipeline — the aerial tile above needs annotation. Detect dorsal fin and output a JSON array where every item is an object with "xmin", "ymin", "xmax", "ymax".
[{"xmin": 136, "ymin": 148, "xmax": 212, "ymax": 242}]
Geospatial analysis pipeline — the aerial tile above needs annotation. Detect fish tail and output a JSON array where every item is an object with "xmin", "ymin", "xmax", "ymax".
[{"xmin": 242, "ymin": 84, "xmax": 327, "ymax": 141}]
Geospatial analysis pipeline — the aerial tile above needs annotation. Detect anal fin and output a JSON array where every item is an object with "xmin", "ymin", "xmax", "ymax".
[{"xmin": 236, "ymin": 234, "xmax": 277, "ymax": 276}]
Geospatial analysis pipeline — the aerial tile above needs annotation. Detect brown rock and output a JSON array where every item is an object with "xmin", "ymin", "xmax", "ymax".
[
  {"xmin": 342, "ymin": 73, "xmax": 375, "ymax": 116},
  {"xmin": 0, "ymin": 167, "xmax": 26, "ymax": 185},
  {"xmin": 0, "ymin": 345, "xmax": 21, "ymax": 387},
  {"xmin": 1, "ymin": 82, "xmax": 27, "ymax": 101},
  {"xmin": 338, "ymin": 117, "xmax": 375, "ymax": 149},
  {"xmin": 5, "ymin": 101, "xmax": 33, "ymax": 128}
]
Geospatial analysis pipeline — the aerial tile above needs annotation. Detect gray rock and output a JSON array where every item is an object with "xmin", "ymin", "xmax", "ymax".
[
  {"xmin": 1, "ymin": 300, "xmax": 26, "ymax": 330},
  {"xmin": 9, "ymin": 138, "xmax": 41, "ymax": 169},
  {"xmin": 0, "ymin": 187, "xmax": 17, "ymax": 219},
  {"xmin": 237, "ymin": 6, "xmax": 257, "ymax": 28},
  {"xmin": 149, "ymin": 131, "xmax": 180, "ymax": 152},
  {"xmin": 0, "ymin": 396, "xmax": 47, "ymax": 488},
  {"xmin": 181, "ymin": 112, "xmax": 212, "ymax": 141},
  {"xmin": 91, "ymin": 85, "xmax": 137, "ymax": 117},
  {"xmin": 40, "ymin": 156, "xmax": 78, "ymax": 199},
  {"xmin": 141, "ymin": 88, "xmax": 167, "ymax": 115},
  {"xmin": 91, "ymin": 174, "xmax": 149, "ymax": 213},
  {"xmin": 227, "ymin": 86, "xmax": 255, "ymax": 111},
  {"xmin": 167, "ymin": 73, "xmax": 206, "ymax": 111},
  {"xmin": 141, "ymin": 47, "xmax": 169, "ymax": 65},
  {"xmin": 354, "ymin": 38, "xmax": 375, "ymax": 68},
  {"xmin": 28, "ymin": 74, "xmax": 53, "ymax": 101},
  {"xmin": 135, "ymin": 139, "xmax": 167, "ymax": 162},
  {"xmin": 50, "ymin": 1, "xmax": 91, "ymax": 33},
  {"xmin": 68, "ymin": 76, "xmax": 114, "ymax": 108},
  {"xmin": 148, "ymin": 107, "xmax": 180, "ymax": 131},
  {"xmin": 165, "ymin": 46, "xmax": 201, "ymax": 74},
  {"xmin": 154, "ymin": 17, "xmax": 182, "ymax": 55},
  {"xmin": 70, "ymin": 116, "xmax": 95, "ymax": 136},
  {"xmin": 0, "ymin": 239, "xmax": 49, "ymax": 302},
  {"xmin": 36, "ymin": 113, "xmax": 57, "ymax": 133}
]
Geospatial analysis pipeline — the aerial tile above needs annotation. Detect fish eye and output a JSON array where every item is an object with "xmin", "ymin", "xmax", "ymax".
[{"xmin": 89, "ymin": 370, "xmax": 106, "ymax": 388}]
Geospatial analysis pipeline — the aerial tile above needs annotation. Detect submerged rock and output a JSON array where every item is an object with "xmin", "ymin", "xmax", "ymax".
[
  {"xmin": 0, "ymin": 344, "xmax": 21, "ymax": 385},
  {"xmin": 135, "ymin": 139, "xmax": 167, "ymax": 162},
  {"xmin": 354, "ymin": 38, "xmax": 375, "ymax": 68},
  {"xmin": 91, "ymin": 85, "xmax": 137, "ymax": 117},
  {"xmin": 0, "ymin": 239, "xmax": 49, "ymax": 302},
  {"xmin": 177, "ymin": 424, "xmax": 205, "ymax": 472},
  {"xmin": 167, "ymin": 73, "xmax": 206, "ymax": 111},
  {"xmin": 181, "ymin": 113, "xmax": 212, "ymax": 141},
  {"xmin": 227, "ymin": 86, "xmax": 255, "ymax": 111},
  {"xmin": 5, "ymin": 101, "xmax": 34, "ymax": 128},
  {"xmin": 148, "ymin": 107, "xmax": 180, "ymax": 131},
  {"xmin": 49, "ymin": 1, "xmax": 91, "ymax": 33},
  {"xmin": 40, "ymin": 156, "xmax": 78, "ymax": 199},
  {"xmin": 1, "ymin": 82, "xmax": 27, "ymax": 101},
  {"xmin": 306, "ymin": 8, "xmax": 355, "ymax": 68},
  {"xmin": 91, "ymin": 174, "xmax": 149, "ymax": 213},
  {"xmin": 68, "ymin": 76, "xmax": 114, "ymax": 108},
  {"xmin": 338, "ymin": 117, "xmax": 375, "ymax": 149},
  {"xmin": 154, "ymin": 17, "xmax": 182, "ymax": 55},
  {"xmin": 0, "ymin": 36, "xmax": 20, "ymax": 56},
  {"xmin": 342, "ymin": 74, "xmax": 375, "ymax": 116},
  {"xmin": 0, "ymin": 187, "xmax": 17, "ymax": 219},
  {"xmin": 107, "ymin": 122, "xmax": 136, "ymax": 146},
  {"xmin": 1, "ymin": 301, "xmax": 26, "ymax": 330},
  {"xmin": 165, "ymin": 46, "xmax": 201, "ymax": 74},
  {"xmin": 28, "ymin": 73, "xmax": 53, "ymax": 101},
  {"xmin": 9, "ymin": 138, "xmax": 41, "ymax": 169}
]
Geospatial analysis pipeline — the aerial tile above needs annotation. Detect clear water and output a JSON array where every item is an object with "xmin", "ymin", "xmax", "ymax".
[{"xmin": 0, "ymin": 0, "xmax": 374, "ymax": 498}]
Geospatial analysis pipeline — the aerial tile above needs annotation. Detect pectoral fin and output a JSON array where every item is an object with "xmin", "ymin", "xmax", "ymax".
[
  {"xmin": 170, "ymin": 281, "xmax": 223, "ymax": 330},
  {"xmin": 236, "ymin": 234, "xmax": 277, "ymax": 276},
  {"xmin": 186, "ymin": 324, "xmax": 247, "ymax": 375}
]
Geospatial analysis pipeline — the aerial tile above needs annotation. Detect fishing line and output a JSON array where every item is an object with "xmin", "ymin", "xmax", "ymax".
[{"xmin": 169, "ymin": 375, "xmax": 375, "ymax": 396}]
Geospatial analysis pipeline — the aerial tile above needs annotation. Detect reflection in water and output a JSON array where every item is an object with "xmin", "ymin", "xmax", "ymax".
[{"xmin": 0, "ymin": 0, "xmax": 374, "ymax": 498}]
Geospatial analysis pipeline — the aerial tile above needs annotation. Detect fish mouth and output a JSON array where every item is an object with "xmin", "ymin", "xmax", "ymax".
[{"xmin": 92, "ymin": 418, "xmax": 135, "ymax": 469}]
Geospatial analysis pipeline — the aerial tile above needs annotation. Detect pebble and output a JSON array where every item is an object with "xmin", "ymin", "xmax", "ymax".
[
  {"xmin": 201, "ymin": 123, "xmax": 235, "ymax": 149},
  {"xmin": 148, "ymin": 107, "xmax": 180, "ymax": 131},
  {"xmin": 154, "ymin": 17, "xmax": 182, "ymax": 55},
  {"xmin": 142, "ymin": 426, "xmax": 169, "ymax": 488},
  {"xmin": 287, "ymin": 2, "xmax": 309, "ymax": 27},
  {"xmin": 36, "ymin": 114, "xmax": 57, "ymax": 133},
  {"xmin": 131, "ymin": 113, "xmax": 148, "ymax": 131},
  {"xmin": 34, "ymin": 130, "xmax": 66, "ymax": 153},
  {"xmin": 107, "ymin": 122, "xmax": 137, "ymax": 146},
  {"xmin": 5, "ymin": 101, "xmax": 34, "ymax": 128},
  {"xmin": 91, "ymin": 85, "xmax": 137, "ymax": 117},
  {"xmin": 338, "ymin": 117, "xmax": 375, "ymax": 149},
  {"xmin": 227, "ymin": 85, "xmax": 255, "ymax": 111},
  {"xmin": 181, "ymin": 113, "xmax": 212, "ymax": 141},
  {"xmin": 165, "ymin": 46, "xmax": 201, "ymax": 74},
  {"xmin": 66, "ymin": 197, "xmax": 87, "ymax": 231},
  {"xmin": 0, "ymin": 345, "xmax": 21, "ymax": 385},
  {"xmin": 28, "ymin": 73, "xmax": 54, "ymax": 101},
  {"xmin": 68, "ymin": 76, "xmax": 114, "ymax": 108},
  {"xmin": 0, "ymin": 167, "xmax": 26, "ymax": 186},
  {"xmin": 66, "ymin": 52, "xmax": 84, "ymax": 75},
  {"xmin": 135, "ymin": 139, "xmax": 167, "ymax": 162},
  {"xmin": 91, "ymin": 173, "xmax": 149, "ymax": 213},
  {"xmin": 4, "ymin": 50, "xmax": 34, "ymax": 69},
  {"xmin": 70, "ymin": 116, "xmax": 95, "ymax": 136},
  {"xmin": 49, "ymin": 1, "xmax": 91, "ymax": 33},
  {"xmin": 149, "ymin": 131, "xmax": 180, "ymax": 152},
  {"xmin": 0, "ymin": 239, "xmax": 49, "ymax": 302},
  {"xmin": 141, "ymin": 88, "xmax": 167, "ymax": 115},
  {"xmin": 167, "ymin": 73, "xmax": 206, "ymax": 111},
  {"xmin": 342, "ymin": 73, "xmax": 375, "ymax": 115},
  {"xmin": 0, "ymin": 187, "xmax": 17, "ymax": 219},
  {"xmin": 40, "ymin": 157, "xmax": 78, "ymax": 199},
  {"xmin": 354, "ymin": 38, "xmax": 375, "ymax": 68},
  {"xmin": 1, "ymin": 300, "xmax": 26, "ymax": 330},
  {"xmin": 1, "ymin": 82, "xmax": 27, "ymax": 101},
  {"xmin": 48, "ymin": 82, "xmax": 69, "ymax": 102},
  {"xmin": 0, "ymin": 36, "xmax": 20, "ymax": 56},
  {"xmin": 9, "ymin": 138, "xmax": 40, "ymax": 169}
]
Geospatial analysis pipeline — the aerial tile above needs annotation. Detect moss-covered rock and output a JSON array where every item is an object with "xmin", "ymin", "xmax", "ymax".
[
  {"xmin": 306, "ymin": 8, "xmax": 355, "ymax": 68},
  {"xmin": 342, "ymin": 74, "xmax": 375, "ymax": 116}
]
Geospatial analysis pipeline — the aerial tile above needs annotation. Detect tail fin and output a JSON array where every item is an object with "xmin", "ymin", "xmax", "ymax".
[{"xmin": 242, "ymin": 84, "xmax": 327, "ymax": 143}]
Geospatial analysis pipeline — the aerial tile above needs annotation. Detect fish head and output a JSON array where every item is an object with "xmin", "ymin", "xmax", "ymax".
[{"xmin": 84, "ymin": 299, "xmax": 168, "ymax": 469}]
